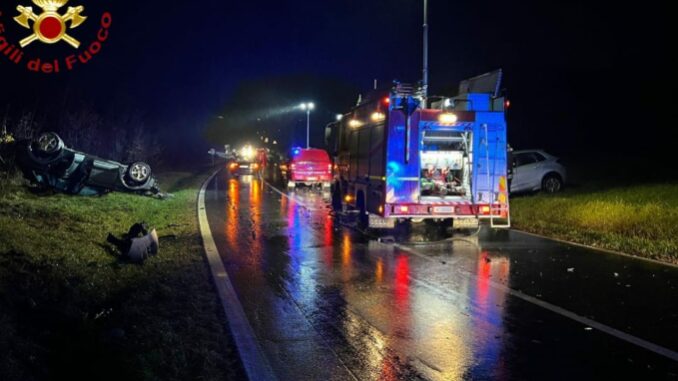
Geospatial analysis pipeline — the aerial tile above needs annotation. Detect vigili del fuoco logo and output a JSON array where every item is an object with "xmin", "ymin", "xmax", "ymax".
[{"xmin": 0, "ymin": 0, "xmax": 112, "ymax": 74}]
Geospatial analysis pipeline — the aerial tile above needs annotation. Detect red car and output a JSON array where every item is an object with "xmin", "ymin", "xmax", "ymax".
[{"xmin": 287, "ymin": 148, "xmax": 332, "ymax": 189}]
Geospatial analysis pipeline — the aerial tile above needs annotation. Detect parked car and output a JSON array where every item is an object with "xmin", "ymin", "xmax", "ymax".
[
  {"xmin": 286, "ymin": 148, "xmax": 332, "ymax": 189},
  {"xmin": 16, "ymin": 132, "xmax": 158, "ymax": 196},
  {"xmin": 510, "ymin": 149, "xmax": 566, "ymax": 193}
]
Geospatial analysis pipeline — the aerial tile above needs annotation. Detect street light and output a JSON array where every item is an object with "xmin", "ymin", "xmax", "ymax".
[
  {"xmin": 299, "ymin": 102, "xmax": 315, "ymax": 148},
  {"xmin": 336, "ymin": 114, "xmax": 343, "ymax": 121}
]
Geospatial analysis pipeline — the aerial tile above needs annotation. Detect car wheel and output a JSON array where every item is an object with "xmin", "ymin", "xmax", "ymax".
[
  {"xmin": 35, "ymin": 132, "xmax": 63, "ymax": 155},
  {"xmin": 542, "ymin": 174, "xmax": 563, "ymax": 193},
  {"xmin": 127, "ymin": 162, "xmax": 152, "ymax": 184}
]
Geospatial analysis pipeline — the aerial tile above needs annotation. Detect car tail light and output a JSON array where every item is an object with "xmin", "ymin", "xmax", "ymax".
[{"xmin": 229, "ymin": 163, "xmax": 238, "ymax": 170}]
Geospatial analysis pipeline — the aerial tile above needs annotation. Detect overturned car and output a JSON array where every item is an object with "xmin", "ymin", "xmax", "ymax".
[{"xmin": 15, "ymin": 132, "xmax": 159, "ymax": 196}]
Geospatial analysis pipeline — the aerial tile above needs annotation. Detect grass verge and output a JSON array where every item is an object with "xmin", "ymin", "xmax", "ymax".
[
  {"xmin": 511, "ymin": 183, "xmax": 678, "ymax": 265},
  {"xmin": 0, "ymin": 169, "xmax": 242, "ymax": 380}
]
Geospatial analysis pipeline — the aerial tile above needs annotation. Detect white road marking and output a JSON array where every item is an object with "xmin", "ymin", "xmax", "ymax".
[
  {"xmin": 392, "ymin": 242, "xmax": 678, "ymax": 362},
  {"xmin": 198, "ymin": 171, "xmax": 277, "ymax": 381},
  {"xmin": 265, "ymin": 182, "xmax": 323, "ymax": 211},
  {"xmin": 254, "ymin": 181, "xmax": 678, "ymax": 363}
]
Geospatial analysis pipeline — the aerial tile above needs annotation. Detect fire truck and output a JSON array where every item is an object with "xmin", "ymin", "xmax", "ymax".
[{"xmin": 326, "ymin": 70, "xmax": 510, "ymax": 229}]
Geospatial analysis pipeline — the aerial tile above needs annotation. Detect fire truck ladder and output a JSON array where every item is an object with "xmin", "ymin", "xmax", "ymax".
[{"xmin": 483, "ymin": 124, "xmax": 511, "ymax": 229}]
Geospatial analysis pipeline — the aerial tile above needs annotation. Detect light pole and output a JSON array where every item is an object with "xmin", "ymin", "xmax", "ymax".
[
  {"xmin": 422, "ymin": 0, "xmax": 429, "ymax": 99},
  {"xmin": 299, "ymin": 102, "xmax": 315, "ymax": 148}
]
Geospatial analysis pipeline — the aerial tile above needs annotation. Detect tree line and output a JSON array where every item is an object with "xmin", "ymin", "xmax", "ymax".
[{"xmin": 1, "ymin": 103, "xmax": 164, "ymax": 166}]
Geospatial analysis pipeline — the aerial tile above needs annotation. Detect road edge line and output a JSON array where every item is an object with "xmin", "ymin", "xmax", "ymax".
[
  {"xmin": 511, "ymin": 228, "xmax": 678, "ymax": 269},
  {"xmin": 198, "ymin": 170, "xmax": 278, "ymax": 381}
]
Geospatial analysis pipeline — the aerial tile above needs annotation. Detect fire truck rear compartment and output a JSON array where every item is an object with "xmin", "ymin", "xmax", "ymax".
[{"xmin": 419, "ymin": 130, "xmax": 471, "ymax": 200}]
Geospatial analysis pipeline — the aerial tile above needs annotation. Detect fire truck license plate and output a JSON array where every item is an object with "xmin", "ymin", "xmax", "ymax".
[
  {"xmin": 433, "ymin": 206, "xmax": 455, "ymax": 214},
  {"xmin": 307, "ymin": 177, "xmax": 318, "ymax": 181}
]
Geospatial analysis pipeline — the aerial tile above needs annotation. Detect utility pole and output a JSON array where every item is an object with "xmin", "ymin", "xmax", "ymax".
[
  {"xmin": 306, "ymin": 108, "xmax": 311, "ymax": 149},
  {"xmin": 422, "ymin": 0, "xmax": 429, "ymax": 99}
]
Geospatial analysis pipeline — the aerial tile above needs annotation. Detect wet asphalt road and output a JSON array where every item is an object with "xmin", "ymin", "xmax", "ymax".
[{"xmin": 204, "ymin": 170, "xmax": 678, "ymax": 380}]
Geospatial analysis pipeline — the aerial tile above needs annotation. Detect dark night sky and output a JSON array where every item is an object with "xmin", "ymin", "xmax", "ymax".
[{"xmin": 1, "ymin": 0, "xmax": 674, "ymax": 162}]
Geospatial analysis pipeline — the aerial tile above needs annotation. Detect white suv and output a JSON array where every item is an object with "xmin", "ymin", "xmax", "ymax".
[{"xmin": 510, "ymin": 150, "xmax": 566, "ymax": 193}]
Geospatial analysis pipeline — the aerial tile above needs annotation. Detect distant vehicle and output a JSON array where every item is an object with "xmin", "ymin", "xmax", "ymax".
[
  {"xmin": 326, "ymin": 70, "xmax": 511, "ymax": 229},
  {"xmin": 510, "ymin": 149, "xmax": 566, "ymax": 193},
  {"xmin": 286, "ymin": 148, "xmax": 332, "ymax": 189},
  {"xmin": 227, "ymin": 145, "xmax": 264, "ymax": 177},
  {"xmin": 228, "ymin": 160, "xmax": 260, "ymax": 177},
  {"xmin": 16, "ymin": 132, "xmax": 158, "ymax": 196}
]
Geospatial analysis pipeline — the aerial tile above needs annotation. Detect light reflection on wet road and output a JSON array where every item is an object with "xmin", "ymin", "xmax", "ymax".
[{"xmin": 205, "ymin": 171, "xmax": 678, "ymax": 380}]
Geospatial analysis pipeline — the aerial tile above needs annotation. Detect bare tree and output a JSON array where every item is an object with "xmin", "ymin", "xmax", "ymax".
[
  {"xmin": 108, "ymin": 109, "xmax": 163, "ymax": 166},
  {"xmin": 61, "ymin": 105, "xmax": 103, "ymax": 153},
  {"xmin": 13, "ymin": 111, "xmax": 39, "ymax": 140},
  {"xmin": 126, "ymin": 126, "xmax": 147, "ymax": 163}
]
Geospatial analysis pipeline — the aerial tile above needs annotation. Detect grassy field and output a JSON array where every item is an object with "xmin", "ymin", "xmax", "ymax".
[
  {"xmin": 511, "ymin": 183, "xmax": 678, "ymax": 264},
  {"xmin": 0, "ymin": 169, "xmax": 242, "ymax": 380}
]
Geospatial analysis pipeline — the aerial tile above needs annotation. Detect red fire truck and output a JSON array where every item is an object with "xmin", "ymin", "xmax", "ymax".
[{"xmin": 326, "ymin": 71, "xmax": 510, "ymax": 229}]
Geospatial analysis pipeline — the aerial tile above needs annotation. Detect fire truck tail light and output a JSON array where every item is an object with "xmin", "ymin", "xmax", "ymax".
[
  {"xmin": 481, "ymin": 206, "xmax": 491, "ymax": 215},
  {"xmin": 399, "ymin": 206, "xmax": 409, "ymax": 213}
]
